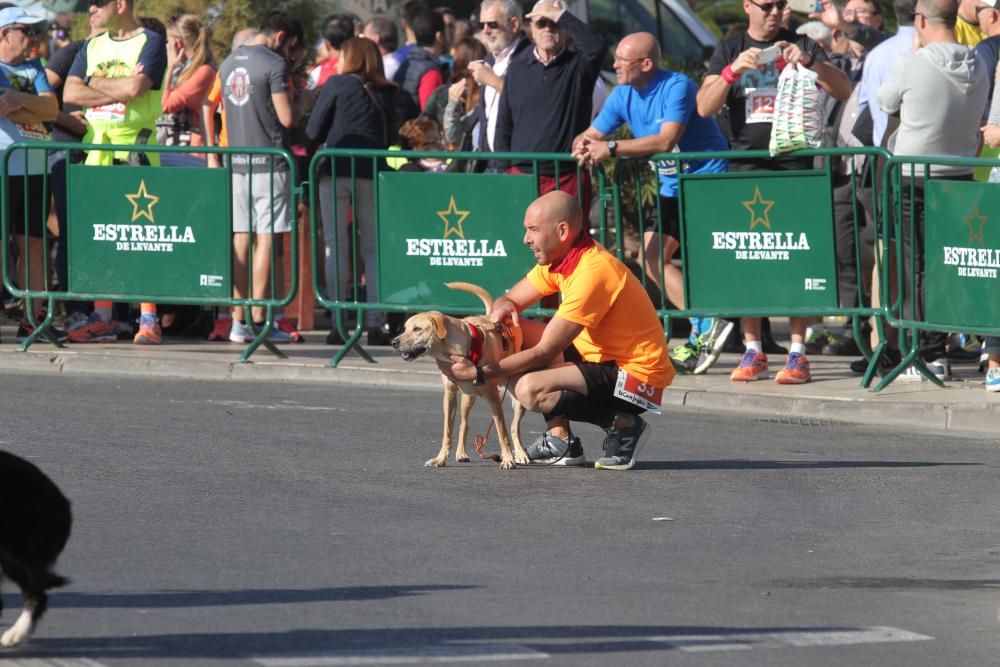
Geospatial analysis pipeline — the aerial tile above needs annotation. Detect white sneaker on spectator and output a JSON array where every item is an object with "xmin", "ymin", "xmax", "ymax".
[{"xmin": 901, "ymin": 357, "xmax": 951, "ymax": 382}]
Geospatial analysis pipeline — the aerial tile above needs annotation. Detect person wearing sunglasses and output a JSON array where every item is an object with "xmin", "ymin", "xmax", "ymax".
[
  {"xmin": 0, "ymin": 7, "xmax": 59, "ymax": 343},
  {"xmin": 62, "ymin": 0, "xmax": 168, "ymax": 345},
  {"xmin": 572, "ymin": 32, "xmax": 733, "ymax": 376},
  {"xmin": 954, "ymin": 0, "xmax": 989, "ymax": 45},
  {"xmin": 495, "ymin": 0, "xmax": 606, "ymax": 220},
  {"xmin": 468, "ymin": 0, "xmax": 530, "ymax": 170},
  {"xmin": 696, "ymin": 0, "xmax": 850, "ymax": 385},
  {"xmin": 871, "ymin": 0, "xmax": 988, "ymax": 383}
]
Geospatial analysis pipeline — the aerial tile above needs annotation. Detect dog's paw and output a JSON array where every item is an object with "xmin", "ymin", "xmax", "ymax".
[
  {"xmin": 1, "ymin": 611, "xmax": 33, "ymax": 647},
  {"xmin": 424, "ymin": 458, "xmax": 447, "ymax": 468},
  {"xmin": 498, "ymin": 458, "xmax": 516, "ymax": 470},
  {"xmin": 455, "ymin": 454, "xmax": 470, "ymax": 463},
  {"xmin": 514, "ymin": 450, "xmax": 530, "ymax": 465}
]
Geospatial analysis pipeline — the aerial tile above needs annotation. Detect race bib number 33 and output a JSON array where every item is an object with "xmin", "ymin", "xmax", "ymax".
[{"xmin": 614, "ymin": 370, "xmax": 663, "ymax": 414}]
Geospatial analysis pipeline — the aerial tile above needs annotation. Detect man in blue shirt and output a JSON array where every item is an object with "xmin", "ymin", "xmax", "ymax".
[
  {"xmin": 857, "ymin": 0, "xmax": 917, "ymax": 148},
  {"xmin": 572, "ymin": 32, "xmax": 732, "ymax": 374}
]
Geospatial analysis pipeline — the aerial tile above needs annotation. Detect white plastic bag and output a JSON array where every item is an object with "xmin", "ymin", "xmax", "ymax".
[{"xmin": 768, "ymin": 63, "xmax": 823, "ymax": 157}]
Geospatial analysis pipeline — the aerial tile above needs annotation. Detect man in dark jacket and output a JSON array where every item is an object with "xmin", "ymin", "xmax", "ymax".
[
  {"xmin": 495, "ymin": 0, "xmax": 606, "ymax": 217},
  {"xmin": 469, "ymin": 0, "xmax": 531, "ymax": 171}
]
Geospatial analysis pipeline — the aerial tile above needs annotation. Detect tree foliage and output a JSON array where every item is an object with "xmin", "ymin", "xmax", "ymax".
[{"xmin": 132, "ymin": 0, "xmax": 325, "ymax": 61}]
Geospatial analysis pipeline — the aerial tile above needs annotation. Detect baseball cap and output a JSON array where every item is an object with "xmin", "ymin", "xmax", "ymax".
[
  {"xmin": 0, "ymin": 8, "xmax": 46, "ymax": 29},
  {"xmin": 982, "ymin": 0, "xmax": 999, "ymax": 7},
  {"xmin": 525, "ymin": 0, "xmax": 566, "ymax": 21}
]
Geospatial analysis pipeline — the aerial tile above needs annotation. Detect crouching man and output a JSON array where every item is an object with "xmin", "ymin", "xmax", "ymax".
[{"xmin": 439, "ymin": 191, "xmax": 673, "ymax": 470}]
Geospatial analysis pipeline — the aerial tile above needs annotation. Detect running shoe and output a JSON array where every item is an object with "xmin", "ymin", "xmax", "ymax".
[
  {"xmin": 693, "ymin": 318, "xmax": 735, "ymax": 374},
  {"xmin": 16, "ymin": 320, "xmax": 68, "ymax": 343},
  {"xmin": 276, "ymin": 317, "xmax": 306, "ymax": 343},
  {"xmin": 133, "ymin": 313, "xmax": 162, "ymax": 345},
  {"xmin": 525, "ymin": 431, "xmax": 586, "ymax": 466},
  {"xmin": 595, "ymin": 416, "xmax": 650, "ymax": 471},
  {"xmin": 730, "ymin": 349, "xmax": 768, "ymax": 382},
  {"xmin": 775, "ymin": 352, "xmax": 812, "ymax": 384},
  {"xmin": 670, "ymin": 344, "xmax": 698, "ymax": 374},
  {"xmin": 986, "ymin": 368, "xmax": 1000, "ymax": 393},
  {"xmin": 66, "ymin": 312, "xmax": 117, "ymax": 343},
  {"xmin": 207, "ymin": 316, "xmax": 231, "ymax": 342}
]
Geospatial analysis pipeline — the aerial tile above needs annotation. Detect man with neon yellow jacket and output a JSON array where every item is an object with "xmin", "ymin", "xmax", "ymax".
[{"xmin": 63, "ymin": 0, "xmax": 167, "ymax": 345}]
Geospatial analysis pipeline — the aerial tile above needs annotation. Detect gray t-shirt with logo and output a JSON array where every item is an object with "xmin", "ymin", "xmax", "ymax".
[{"xmin": 219, "ymin": 44, "xmax": 290, "ymax": 173}]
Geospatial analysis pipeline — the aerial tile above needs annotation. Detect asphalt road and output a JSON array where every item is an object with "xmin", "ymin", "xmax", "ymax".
[{"xmin": 2, "ymin": 373, "xmax": 1000, "ymax": 666}]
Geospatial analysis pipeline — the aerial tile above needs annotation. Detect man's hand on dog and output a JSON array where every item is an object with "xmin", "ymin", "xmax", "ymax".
[
  {"xmin": 490, "ymin": 296, "xmax": 520, "ymax": 326},
  {"xmin": 437, "ymin": 354, "xmax": 478, "ymax": 382}
]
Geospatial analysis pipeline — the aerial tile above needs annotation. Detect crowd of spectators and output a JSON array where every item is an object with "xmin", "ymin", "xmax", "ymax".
[{"xmin": 0, "ymin": 0, "xmax": 997, "ymax": 392}]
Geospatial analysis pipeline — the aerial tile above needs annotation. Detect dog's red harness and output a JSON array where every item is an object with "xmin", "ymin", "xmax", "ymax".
[{"xmin": 466, "ymin": 323, "xmax": 485, "ymax": 365}]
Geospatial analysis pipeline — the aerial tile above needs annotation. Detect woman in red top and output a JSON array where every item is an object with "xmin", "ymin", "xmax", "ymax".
[{"xmin": 158, "ymin": 13, "xmax": 215, "ymax": 155}]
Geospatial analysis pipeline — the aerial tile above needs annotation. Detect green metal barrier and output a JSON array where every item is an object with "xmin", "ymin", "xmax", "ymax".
[
  {"xmin": 611, "ymin": 146, "xmax": 892, "ymax": 388},
  {"xmin": 869, "ymin": 154, "xmax": 1000, "ymax": 390},
  {"xmin": 0, "ymin": 141, "xmax": 298, "ymax": 361},
  {"xmin": 307, "ymin": 148, "xmax": 588, "ymax": 366}
]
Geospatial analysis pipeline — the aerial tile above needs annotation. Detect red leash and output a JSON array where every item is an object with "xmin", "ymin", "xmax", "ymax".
[{"xmin": 473, "ymin": 380, "xmax": 512, "ymax": 463}]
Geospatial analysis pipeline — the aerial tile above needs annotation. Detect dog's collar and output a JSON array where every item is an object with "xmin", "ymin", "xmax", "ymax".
[{"xmin": 467, "ymin": 323, "xmax": 485, "ymax": 365}]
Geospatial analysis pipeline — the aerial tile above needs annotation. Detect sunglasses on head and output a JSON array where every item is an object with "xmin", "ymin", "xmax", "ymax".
[
  {"xmin": 748, "ymin": 0, "xmax": 788, "ymax": 13},
  {"xmin": 532, "ymin": 17, "xmax": 558, "ymax": 30}
]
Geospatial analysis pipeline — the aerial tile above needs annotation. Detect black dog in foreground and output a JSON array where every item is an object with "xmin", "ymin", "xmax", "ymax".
[{"xmin": 0, "ymin": 450, "xmax": 71, "ymax": 647}]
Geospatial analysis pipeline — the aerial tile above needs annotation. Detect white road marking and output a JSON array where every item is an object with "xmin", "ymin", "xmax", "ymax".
[
  {"xmin": 649, "ymin": 626, "xmax": 933, "ymax": 652},
  {"xmin": 252, "ymin": 644, "xmax": 549, "ymax": 666},
  {"xmin": 199, "ymin": 399, "xmax": 348, "ymax": 413}
]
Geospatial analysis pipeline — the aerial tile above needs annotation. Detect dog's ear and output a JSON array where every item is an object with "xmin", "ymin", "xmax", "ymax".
[{"xmin": 427, "ymin": 312, "xmax": 447, "ymax": 340}]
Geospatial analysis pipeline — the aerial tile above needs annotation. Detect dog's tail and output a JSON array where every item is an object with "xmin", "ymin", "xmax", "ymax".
[{"xmin": 445, "ymin": 282, "xmax": 493, "ymax": 315}]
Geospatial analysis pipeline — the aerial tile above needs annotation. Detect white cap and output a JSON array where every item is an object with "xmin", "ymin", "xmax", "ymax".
[{"xmin": 0, "ymin": 7, "xmax": 45, "ymax": 29}]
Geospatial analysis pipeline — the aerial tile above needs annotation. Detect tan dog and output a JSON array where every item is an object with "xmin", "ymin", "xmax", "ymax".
[{"xmin": 391, "ymin": 282, "xmax": 528, "ymax": 470}]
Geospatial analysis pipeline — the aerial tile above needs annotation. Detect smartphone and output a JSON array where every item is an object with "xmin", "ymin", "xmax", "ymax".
[
  {"xmin": 787, "ymin": 0, "xmax": 821, "ymax": 13},
  {"xmin": 756, "ymin": 44, "xmax": 782, "ymax": 65}
]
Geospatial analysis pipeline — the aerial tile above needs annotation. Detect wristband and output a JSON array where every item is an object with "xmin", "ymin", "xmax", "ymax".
[
  {"xmin": 721, "ymin": 64, "xmax": 738, "ymax": 85},
  {"xmin": 473, "ymin": 364, "xmax": 485, "ymax": 386}
]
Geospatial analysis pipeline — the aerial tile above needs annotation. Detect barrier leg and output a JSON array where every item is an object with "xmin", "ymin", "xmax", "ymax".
[
  {"xmin": 240, "ymin": 306, "xmax": 288, "ymax": 362},
  {"xmin": 326, "ymin": 310, "xmax": 377, "ymax": 368},
  {"xmin": 15, "ymin": 296, "xmax": 64, "ymax": 351}
]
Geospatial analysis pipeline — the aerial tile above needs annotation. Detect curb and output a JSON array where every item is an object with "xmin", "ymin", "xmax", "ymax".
[{"xmin": 5, "ymin": 349, "xmax": 996, "ymax": 436}]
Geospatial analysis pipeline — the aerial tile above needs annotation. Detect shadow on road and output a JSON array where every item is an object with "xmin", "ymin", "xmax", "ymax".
[{"xmin": 49, "ymin": 584, "xmax": 474, "ymax": 608}]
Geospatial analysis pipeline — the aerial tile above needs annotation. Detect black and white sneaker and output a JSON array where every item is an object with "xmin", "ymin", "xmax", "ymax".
[
  {"xmin": 595, "ymin": 416, "xmax": 650, "ymax": 471},
  {"xmin": 526, "ymin": 431, "xmax": 586, "ymax": 466}
]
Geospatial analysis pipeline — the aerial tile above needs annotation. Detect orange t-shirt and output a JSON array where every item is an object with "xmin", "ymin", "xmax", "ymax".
[
  {"xmin": 527, "ymin": 242, "xmax": 673, "ymax": 388},
  {"xmin": 205, "ymin": 73, "xmax": 227, "ymax": 147}
]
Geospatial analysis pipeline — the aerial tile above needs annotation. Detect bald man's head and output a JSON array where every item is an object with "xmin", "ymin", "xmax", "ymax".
[
  {"xmin": 618, "ymin": 32, "xmax": 660, "ymax": 63},
  {"xmin": 613, "ymin": 32, "xmax": 660, "ymax": 87},
  {"xmin": 522, "ymin": 191, "xmax": 585, "ymax": 265},
  {"xmin": 529, "ymin": 191, "xmax": 583, "ymax": 231}
]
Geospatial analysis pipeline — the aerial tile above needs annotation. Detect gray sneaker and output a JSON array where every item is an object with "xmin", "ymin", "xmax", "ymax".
[
  {"xmin": 595, "ymin": 416, "xmax": 650, "ymax": 471},
  {"xmin": 693, "ymin": 318, "xmax": 735, "ymax": 375},
  {"xmin": 526, "ymin": 431, "xmax": 586, "ymax": 466}
]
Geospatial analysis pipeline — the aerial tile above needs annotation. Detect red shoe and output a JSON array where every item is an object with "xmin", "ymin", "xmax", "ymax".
[
  {"xmin": 207, "ymin": 316, "xmax": 231, "ymax": 342},
  {"xmin": 775, "ymin": 352, "xmax": 812, "ymax": 384},
  {"xmin": 276, "ymin": 317, "xmax": 305, "ymax": 343},
  {"xmin": 730, "ymin": 349, "xmax": 768, "ymax": 382}
]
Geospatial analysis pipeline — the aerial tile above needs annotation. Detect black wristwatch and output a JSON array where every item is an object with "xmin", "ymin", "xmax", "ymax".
[
  {"xmin": 472, "ymin": 365, "xmax": 485, "ymax": 386},
  {"xmin": 607, "ymin": 140, "xmax": 618, "ymax": 157}
]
